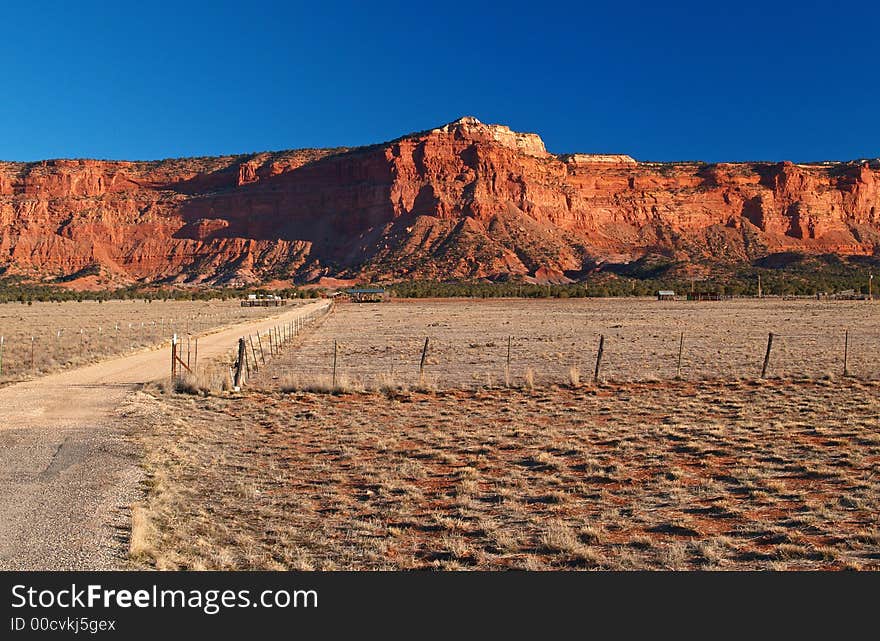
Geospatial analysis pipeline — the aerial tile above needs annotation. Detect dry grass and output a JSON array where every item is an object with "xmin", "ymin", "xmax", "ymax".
[
  {"xmin": 244, "ymin": 299, "xmax": 880, "ymax": 388},
  {"xmin": 0, "ymin": 299, "xmax": 292, "ymax": 384},
  {"xmin": 171, "ymin": 367, "xmax": 234, "ymax": 395},
  {"xmin": 133, "ymin": 378, "xmax": 880, "ymax": 570},
  {"xmin": 279, "ymin": 373, "xmax": 363, "ymax": 394},
  {"xmin": 129, "ymin": 505, "xmax": 157, "ymax": 561}
]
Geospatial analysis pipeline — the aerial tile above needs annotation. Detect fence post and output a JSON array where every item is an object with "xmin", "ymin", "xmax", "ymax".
[
  {"xmin": 677, "ymin": 332, "xmax": 684, "ymax": 379},
  {"xmin": 257, "ymin": 333, "xmax": 266, "ymax": 365},
  {"xmin": 30, "ymin": 336, "xmax": 35, "ymax": 372},
  {"xmin": 761, "ymin": 332, "xmax": 774, "ymax": 378},
  {"xmin": 506, "ymin": 335, "xmax": 512, "ymax": 386},
  {"xmin": 268, "ymin": 329, "xmax": 275, "ymax": 357},
  {"xmin": 0, "ymin": 336, "xmax": 4, "ymax": 377},
  {"xmin": 171, "ymin": 334, "xmax": 178, "ymax": 382},
  {"xmin": 843, "ymin": 329, "xmax": 849, "ymax": 377},
  {"xmin": 249, "ymin": 335, "xmax": 259, "ymax": 372},
  {"xmin": 593, "ymin": 335, "xmax": 605, "ymax": 383},
  {"xmin": 194, "ymin": 337, "xmax": 198, "ymax": 369},
  {"xmin": 233, "ymin": 337, "xmax": 247, "ymax": 390},
  {"xmin": 419, "ymin": 337, "xmax": 429, "ymax": 377},
  {"xmin": 332, "ymin": 339, "xmax": 338, "ymax": 387}
]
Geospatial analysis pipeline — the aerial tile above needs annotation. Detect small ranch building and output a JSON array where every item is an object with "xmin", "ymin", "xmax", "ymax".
[{"xmin": 344, "ymin": 287, "xmax": 388, "ymax": 303}]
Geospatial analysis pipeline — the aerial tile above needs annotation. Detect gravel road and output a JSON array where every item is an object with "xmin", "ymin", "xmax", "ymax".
[{"xmin": 0, "ymin": 300, "xmax": 330, "ymax": 570}]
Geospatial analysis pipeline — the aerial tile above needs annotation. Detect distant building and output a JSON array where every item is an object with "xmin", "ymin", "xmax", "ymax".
[
  {"xmin": 241, "ymin": 293, "xmax": 287, "ymax": 307},
  {"xmin": 344, "ymin": 287, "xmax": 388, "ymax": 303},
  {"xmin": 656, "ymin": 290, "xmax": 676, "ymax": 301},
  {"xmin": 686, "ymin": 292, "xmax": 723, "ymax": 301}
]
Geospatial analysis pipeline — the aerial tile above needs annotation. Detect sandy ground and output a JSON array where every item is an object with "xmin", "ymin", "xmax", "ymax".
[
  {"xmin": 0, "ymin": 300, "xmax": 330, "ymax": 570},
  {"xmin": 137, "ymin": 380, "xmax": 880, "ymax": 570}
]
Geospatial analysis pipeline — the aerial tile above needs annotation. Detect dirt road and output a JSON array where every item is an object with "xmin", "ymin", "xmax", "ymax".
[{"xmin": 0, "ymin": 300, "xmax": 330, "ymax": 570}]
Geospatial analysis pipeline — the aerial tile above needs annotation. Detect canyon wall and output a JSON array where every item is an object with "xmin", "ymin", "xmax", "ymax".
[{"xmin": 1, "ymin": 117, "xmax": 878, "ymax": 286}]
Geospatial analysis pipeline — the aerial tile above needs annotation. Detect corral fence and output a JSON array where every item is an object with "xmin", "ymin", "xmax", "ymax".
[{"xmin": 272, "ymin": 327, "xmax": 880, "ymax": 389}]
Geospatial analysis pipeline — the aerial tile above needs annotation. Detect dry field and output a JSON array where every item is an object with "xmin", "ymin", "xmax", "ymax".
[
  {"xmin": 133, "ymin": 379, "xmax": 880, "ymax": 570},
  {"xmin": 252, "ymin": 299, "xmax": 880, "ymax": 389},
  {"xmin": 129, "ymin": 299, "xmax": 880, "ymax": 571},
  {"xmin": 0, "ymin": 299, "xmax": 301, "ymax": 384}
]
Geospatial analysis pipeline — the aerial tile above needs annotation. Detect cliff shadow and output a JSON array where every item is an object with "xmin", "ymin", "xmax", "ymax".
[{"xmin": 169, "ymin": 148, "xmax": 401, "ymax": 266}]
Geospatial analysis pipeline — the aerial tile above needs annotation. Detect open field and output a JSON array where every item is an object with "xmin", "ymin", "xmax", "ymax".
[
  {"xmin": 0, "ymin": 299, "xmax": 302, "ymax": 384},
  {"xmin": 133, "ymin": 379, "xmax": 880, "ymax": 570},
  {"xmin": 250, "ymin": 299, "xmax": 880, "ymax": 389},
  {"xmin": 129, "ymin": 298, "xmax": 880, "ymax": 571}
]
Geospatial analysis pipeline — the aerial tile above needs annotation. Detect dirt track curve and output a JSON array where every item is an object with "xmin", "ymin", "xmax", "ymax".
[{"xmin": 0, "ymin": 300, "xmax": 330, "ymax": 570}]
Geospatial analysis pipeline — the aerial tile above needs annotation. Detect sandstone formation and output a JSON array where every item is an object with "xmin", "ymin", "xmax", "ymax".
[{"xmin": 1, "ymin": 117, "xmax": 878, "ymax": 286}]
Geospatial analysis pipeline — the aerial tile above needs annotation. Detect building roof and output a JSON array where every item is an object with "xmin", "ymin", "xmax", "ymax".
[
  {"xmin": 657, "ymin": 290, "xmax": 676, "ymax": 296},
  {"xmin": 345, "ymin": 288, "xmax": 386, "ymax": 294}
]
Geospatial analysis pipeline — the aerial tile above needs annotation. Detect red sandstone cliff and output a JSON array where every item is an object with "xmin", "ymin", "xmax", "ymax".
[{"xmin": 1, "ymin": 116, "xmax": 878, "ymax": 286}]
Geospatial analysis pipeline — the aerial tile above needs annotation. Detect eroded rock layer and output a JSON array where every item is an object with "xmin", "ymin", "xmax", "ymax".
[{"xmin": 1, "ymin": 117, "xmax": 878, "ymax": 285}]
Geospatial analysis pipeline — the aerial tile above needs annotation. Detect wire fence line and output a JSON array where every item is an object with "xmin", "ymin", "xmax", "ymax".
[
  {"xmin": 0, "ymin": 305, "xmax": 302, "ymax": 383},
  {"xmin": 262, "ymin": 328, "xmax": 880, "ymax": 389},
  {"xmin": 224, "ymin": 302, "xmax": 335, "ymax": 390}
]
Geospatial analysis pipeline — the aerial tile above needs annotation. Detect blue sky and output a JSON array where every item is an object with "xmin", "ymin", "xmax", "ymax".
[{"xmin": 1, "ymin": 1, "xmax": 876, "ymax": 162}]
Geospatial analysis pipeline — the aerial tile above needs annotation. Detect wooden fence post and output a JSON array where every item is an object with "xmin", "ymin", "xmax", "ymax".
[
  {"xmin": 257, "ymin": 333, "xmax": 266, "ymax": 365},
  {"xmin": 171, "ymin": 334, "xmax": 178, "ymax": 382},
  {"xmin": 233, "ymin": 337, "xmax": 247, "ymax": 389},
  {"xmin": 677, "ymin": 332, "xmax": 684, "ymax": 379},
  {"xmin": 268, "ymin": 329, "xmax": 275, "ymax": 357},
  {"xmin": 593, "ymin": 334, "xmax": 605, "ymax": 383},
  {"xmin": 194, "ymin": 337, "xmax": 198, "ymax": 369},
  {"xmin": 843, "ymin": 329, "xmax": 849, "ymax": 377},
  {"xmin": 419, "ymin": 337, "xmax": 429, "ymax": 377},
  {"xmin": 506, "ymin": 335, "xmax": 512, "ymax": 386},
  {"xmin": 249, "ymin": 335, "xmax": 259, "ymax": 372},
  {"xmin": 332, "ymin": 339, "xmax": 338, "ymax": 387},
  {"xmin": 761, "ymin": 332, "xmax": 774, "ymax": 378},
  {"xmin": 0, "ymin": 336, "xmax": 4, "ymax": 377}
]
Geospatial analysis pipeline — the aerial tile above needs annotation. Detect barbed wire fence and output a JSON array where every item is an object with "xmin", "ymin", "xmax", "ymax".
[
  {"xmin": 0, "ymin": 305, "xmax": 296, "ymax": 383},
  {"xmin": 264, "ymin": 327, "xmax": 880, "ymax": 390}
]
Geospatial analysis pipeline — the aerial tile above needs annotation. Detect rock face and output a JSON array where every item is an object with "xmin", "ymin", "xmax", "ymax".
[{"xmin": 1, "ymin": 116, "xmax": 879, "ymax": 286}]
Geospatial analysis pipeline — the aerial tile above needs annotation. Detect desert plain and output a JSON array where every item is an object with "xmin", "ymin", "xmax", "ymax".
[{"xmin": 116, "ymin": 298, "xmax": 880, "ymax": 570}]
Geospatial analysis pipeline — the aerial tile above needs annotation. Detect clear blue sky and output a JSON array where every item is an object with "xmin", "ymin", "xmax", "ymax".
[{"xmin": 1, "ymin": 1, "xmax": 877, "ymax": 162}]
